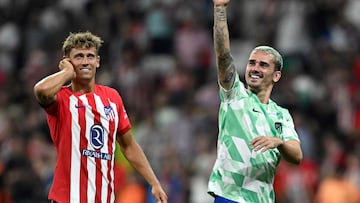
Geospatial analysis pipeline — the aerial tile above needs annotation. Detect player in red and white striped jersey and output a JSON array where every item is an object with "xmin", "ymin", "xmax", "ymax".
[{"xmin": 33, "ymin": 31, "xmax": 168, "ymax": 203}]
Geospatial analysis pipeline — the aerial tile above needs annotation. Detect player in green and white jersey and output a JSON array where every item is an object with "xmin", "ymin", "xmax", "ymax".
[{"xmin": 208, "ymin": 0, "xmax": 303, "ymax": 203}]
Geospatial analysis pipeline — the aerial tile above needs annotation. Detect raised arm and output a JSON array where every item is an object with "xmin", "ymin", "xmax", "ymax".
[
  {"xmin": 33, "ymin": 59, "xmax": 75, "ymax": 107},
  {"xmin": 213, "ymin": 0, "xmax": 235, "ymax": 90}
]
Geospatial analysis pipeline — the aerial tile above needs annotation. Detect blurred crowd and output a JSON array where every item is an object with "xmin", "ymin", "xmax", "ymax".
[{"xmin": 0, "ymin": 0, "xmax": 359, "ymax": 203}]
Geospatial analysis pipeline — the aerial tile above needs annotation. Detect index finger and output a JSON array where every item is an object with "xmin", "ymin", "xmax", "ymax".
[{"xmin": 250, "ymin": 135, "xmax": 265, "ymax": 144}]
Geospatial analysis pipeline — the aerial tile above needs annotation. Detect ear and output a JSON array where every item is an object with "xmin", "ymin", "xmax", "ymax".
[
  {"xmin": 96, "ymin": 56, "xmax": 100, "ymax": 68},
  {"xmin": 273, "ymin": 71, "xmax": 281, "ymax": 83}
]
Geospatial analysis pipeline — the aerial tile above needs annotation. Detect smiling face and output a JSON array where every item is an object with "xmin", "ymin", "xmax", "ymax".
[
  {"xmin": 68, "ymin": 47, "xmax": 100, "ymax": 81},
  {"xmin": 245, "ymin": 50, "xmax": 281, "ymax": 94}
]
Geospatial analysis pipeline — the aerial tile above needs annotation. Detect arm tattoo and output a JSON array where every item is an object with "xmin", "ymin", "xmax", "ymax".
[
  {"xmin": 214, "ymin": 7, "xmax": 231, "ymax": 70},
  {"xmin": 214, "ymin": 6, "xmax": 227, "ymax": 22},
  {"xmin": 223, "ymin": 63, "xmax": 235, "ymax": 84},
  {"xmin": 217, "ymin": 54, "xmax": 235, "ymax": 87},
  {"xmin": 214, "ymin": 25, "xmax": 228, "ymax": 54},
  {"xmin": 36, "ymin": 94, "xmax": 54, "ymax": 107},
  {"xmin": 214, "ymin": 5, "xmax": 234, "ymax": 88},
  {"xmin": 218, "ymin": 52, "xmax": 232, "ymax": 70}
]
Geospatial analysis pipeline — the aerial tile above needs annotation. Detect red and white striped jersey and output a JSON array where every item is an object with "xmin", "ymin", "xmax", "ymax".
[{"xmin": 44, "ymin": 85, "xmax": 131, "ymax": 203}]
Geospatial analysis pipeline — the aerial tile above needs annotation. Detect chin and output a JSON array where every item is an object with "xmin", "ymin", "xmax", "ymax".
[
  {"xmin": 247, "ymin": 85, "xmax": 260, "ymax": 93},
  {"xmin": 247, "ymin": 82, "xmax": 258, "ymax": 88}
]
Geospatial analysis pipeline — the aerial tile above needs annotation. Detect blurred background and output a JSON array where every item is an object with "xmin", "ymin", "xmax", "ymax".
[{"xmin": 0, "ymin": 0, "xmax": 359, "ymax": 203}]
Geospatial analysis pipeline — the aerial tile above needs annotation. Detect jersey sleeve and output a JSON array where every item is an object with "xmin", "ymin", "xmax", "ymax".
[
  {"xmin": 44, "ymin": 91, "xmax": 62, "ymax": 116},
  {"xmin": 219, "ymin": 72, "xmax": 248, "ymax": 102},
  {"xmin": 43, "ymin": 88, "xmax": 67, "ymax": 143},
  {"xmin": 281, "ymin": 110, "xmax": 300, "ymax": 142},
  {"xmin": 115, "ymin": 91, "xmax": 131, "ymax": 135}
]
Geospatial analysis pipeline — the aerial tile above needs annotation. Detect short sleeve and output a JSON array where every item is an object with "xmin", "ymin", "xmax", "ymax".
[
  {"xmin": 219, "ymin": 72, "xmax": 248, "ymax": 102},
  {"xmin": 281, "ymin": 110, "xmax": 300, "ymax": 142},
  {"xmin": 115, "ymin": 91, "xmax": 132, "ymax": 135}
]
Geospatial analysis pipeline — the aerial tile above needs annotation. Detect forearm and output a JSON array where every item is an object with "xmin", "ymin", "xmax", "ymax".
[
  {"xmin": 121, "ymin": 142, "xmax": 160, "ymax": 187},
  {"xmin": 34, "ymin": 69, "xmax": 74, "ymax": 106},
  {"xmin": 278, "ymin": 140, "xmax": 303, "ymax": 165},
  {"xmin": 213, "ymin": 4, "xmax": 235, "ymax": 89},
  {"xmin": 251, "ymin": 136, "xmax": 302, "ymax": 165}
]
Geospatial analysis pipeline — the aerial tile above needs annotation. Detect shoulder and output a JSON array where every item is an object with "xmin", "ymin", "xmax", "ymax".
[
  {"xmin": 60, "ymin": 86, "xmax": 71, "ymax": 93},
  {"xmin": 220, "ymin": 72, "xmax": 248, "ymax": 101},
  {"xmin": 95, "ymin": 84, "xmax": 124, "ymax": 104},
  {"xmin": 271, "ymin": 101, "xmax": 288, "ymax": 111},
  {"xmin": 269, "ymin": 101, "xmax": 293, "ymax": 119},
  {"xmin": 56, "ymin": 86, "xmax": 72, "ymax": 99},
  {"xmin": 95, "ymin": 84, "xmax": 120, "ymax": 96},
  {"xmin": 95, "ymin": 84, "xmax": 117, "ymax": 91}
]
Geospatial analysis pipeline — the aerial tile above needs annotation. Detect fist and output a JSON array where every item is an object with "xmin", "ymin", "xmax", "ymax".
[
  {"xmin": 59, "ymin": 58, "xmax": 76, "ymax": 79},
  {"xmin": 213, "ymin": 0, "xmax": 230, "ymax": 6},
  {"xmin": 59, "ymin": 58, "xmax": 73, "ymax": 71}
]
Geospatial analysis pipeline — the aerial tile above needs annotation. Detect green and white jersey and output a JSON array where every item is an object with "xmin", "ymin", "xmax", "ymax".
[{"xmin": 208, "ymin": 72, "xmax": 299, "ymax": 203}]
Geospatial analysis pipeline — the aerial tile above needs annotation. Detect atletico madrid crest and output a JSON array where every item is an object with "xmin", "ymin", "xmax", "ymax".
[
  {"xmin": 104, "ymin": 106, "xmax": 115, "ymax": 121},
  {"xmin": 275, "ymin": 122, "xmax": 282, "ymax": 134}
]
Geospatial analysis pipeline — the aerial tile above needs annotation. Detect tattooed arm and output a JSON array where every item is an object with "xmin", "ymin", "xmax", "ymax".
[{"xmin": 213, "ymin": 0, "xmax": 235, "ymax": 90}]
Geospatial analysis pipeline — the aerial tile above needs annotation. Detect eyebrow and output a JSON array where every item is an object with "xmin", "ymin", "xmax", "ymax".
[
  {"xmin": 259, "ymin": 61, "xmax": 270, "ymax": 67},
  {"xmin": 74, "ymin": 53, "xmax": 96, "ymax": 57},
  {"xmin": 248, "ymin": 59, "xmax": 270, "ymax": 67}
]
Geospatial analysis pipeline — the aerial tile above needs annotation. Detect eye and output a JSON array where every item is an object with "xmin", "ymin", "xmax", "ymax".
[
  {"xmin": 259, "ymin": 62, "xmax": 269, "ymax": 68},
  {"xmin": 87, "ymin": 54, "xmax": 96, "ymax": 59},
  {"xmin": 74, "ymin": 53, "xmax": 84, "ymax": 59},
  {"xmin": 248, "ymin": 60, "xmax": 256, "ymax": 66}
]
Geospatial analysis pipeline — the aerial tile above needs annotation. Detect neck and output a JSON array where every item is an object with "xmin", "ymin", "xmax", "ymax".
[
  {"xmin": 256, "ymin": 92, "xmax": 270, "ymax": 104},
  {"xmin": 70, "ymin": 80, "xmax": 95, "ymax": 94},
  {"xmin": 248, "ymin": 87, "xmax": 272, "ymax": 104}
]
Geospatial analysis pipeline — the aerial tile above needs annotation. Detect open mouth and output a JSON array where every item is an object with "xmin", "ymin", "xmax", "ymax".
[
  {"xmin": 249, "ymin": 73, "xmax": 263, "ymax": 80},
  {"xmin": 79, "ymin": 67, "xmax": 91, "ymax": 72},
  {"xmin": 250, "ymin": 74, "xmax": 261, "ymax": 79}
]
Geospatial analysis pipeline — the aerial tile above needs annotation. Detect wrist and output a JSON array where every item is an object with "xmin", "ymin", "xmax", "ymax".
[
  {"xmin": 150, "ymin": 180, "xmax": 161, "ymax": 188},
  {"xmin": 277, "ymin": 139, "xmax": 285, "ymax": 148},
  {"xmin": 214, "ymin": 3, "xmax": 227, "ymax": 8},
  {"xmin": 62, "ymin": 68, "xmax": 76, "ymax": 80},
  {"xmin": 214, "ymin": 4, "xmax": 228, "ymax": 22}
]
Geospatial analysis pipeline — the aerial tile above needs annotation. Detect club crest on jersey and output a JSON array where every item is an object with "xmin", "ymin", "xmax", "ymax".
[
  {"xmin": 90, "ymin": 124, "xmax": 104, "ymax": 149},
  {"xmin": 104, "ymin": 106, "xmax": 115, "ymax": 121},
  {"xmin": 275, "ymin": 122, "xmax": 282, "ymax": 134}
]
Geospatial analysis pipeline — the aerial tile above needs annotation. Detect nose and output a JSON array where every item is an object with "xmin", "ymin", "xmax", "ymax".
[
  {"xmin": 81, "ymin": 56, "xmax": 90, "ymax": 65},
  {"xmin": 251, "ymin": 63, "xmax": 261, "ymax": 71}
]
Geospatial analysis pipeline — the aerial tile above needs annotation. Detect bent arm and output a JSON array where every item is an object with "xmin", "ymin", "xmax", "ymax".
[
  {"xmin": 251, "ymin": 136, "xmax": 303, "ymax": 165},
  {"xmin": 117, "ymin": 130, "xmax": 167, "ymax": 202},
  {"xmin": 213, "ymin": 3, "xmax": 235, "ymax": 90},
  {"xmin": 278, "ymin": 140, "xmax": 303, "ymax": 165},
  {"xmin": 33, "ymin": 59, "xmax": 75, "ymax": 106}
]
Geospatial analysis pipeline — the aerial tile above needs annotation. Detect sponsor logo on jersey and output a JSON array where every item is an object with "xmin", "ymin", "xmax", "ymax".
[
  {"xmin": 82, "ymin": 149, "xmax": 112, "ymax": 160},
  {"xmin": 90, "ymin": 124, "xmax": 104, "ymax": 149},
  {"xmin": 82, "ymin": 124, "xmax": 111, "ymax": 160}
]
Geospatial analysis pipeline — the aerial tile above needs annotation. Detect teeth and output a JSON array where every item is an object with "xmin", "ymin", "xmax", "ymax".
[{"xmin": 251, "ymin": 75, "xmax": 260, "ymax": 79}]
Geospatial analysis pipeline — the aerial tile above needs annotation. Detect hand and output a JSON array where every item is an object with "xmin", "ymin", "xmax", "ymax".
[
  {"xmin": 250, "ymin": 136, "xmax": 284, "ymax": 152},
  {"xmin": 151, "ymin": 184, "xmax": 168, "ymax": 203},
  {"xmin": 213, "ymin": 0, "xmax": 230, "ymax": 6},
  {"xmin": 59, "ymin": 58, "xmax": 76, "ymax": 79}
]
